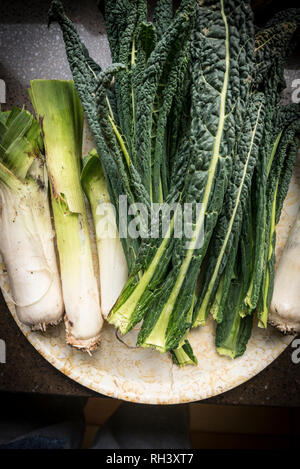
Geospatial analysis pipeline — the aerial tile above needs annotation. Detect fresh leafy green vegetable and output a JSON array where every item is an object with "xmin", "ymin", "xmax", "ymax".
[
  {"xmin": 243, "ymin": 9, "xmax": 300, "ymax": 316},
  {"xmin": 171, "ymin": 340, "xmax": 198, "ymax": 367},
  {"xmin": 194, "ymin": 92, "xmax": 265, "ymax": 326},
  {"xmin": 48, "ymin": 0, "xmax": 300, "ymax": 364},
  {"xmin": 107, "ymin": 0, "xmax": 196, "ymax": 335},
  {"xmin": 49, "ymin": 0, "xmax": 140, "ymax": 270},
  {"xmin": 254, "ymin": 9, "xmax": 300, "ymax": 87},
  {"xmin": 81, "ymin": 149, "xmax": 128, "ymax": 319},
  {"xmin": 0, "ymin": 107, "xmax": 63, "ymax": 330},
  {"xmin": 245, "ymin": 65, "xmax": 299, "ymax": 314},
  {"xmin": 153, "ymin": 0, "xmax": 173, "ymax": 41},
  {"xmin": 50, "ymin": 0, "xmax": 198, "ymax": 358},
  {"xmin": 216, "ymin": 271, "xmax": 253, "ymax": 359},
  {"xmin": 257, "ymin": 108, "xmax": 300, "ymax": 327}
]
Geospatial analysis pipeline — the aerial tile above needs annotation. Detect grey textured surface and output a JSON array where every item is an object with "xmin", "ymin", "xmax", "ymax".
[{"xmin": 0, "ymin": 0, "xmax": 300, "ymax": 405}]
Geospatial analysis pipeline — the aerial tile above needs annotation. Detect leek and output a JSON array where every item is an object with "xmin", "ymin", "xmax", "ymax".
[
  {"xmin": 0, "ymin": 107, "xmax": 63, "ymax": 330},
  {"xmin": 171, "ymin": 340, "xmax": 198, "ymax": 367},
  {"xmin": 81, "ymin": 149, "xmax": 128, "ymax": 318},
  {"xmin": 30, "ymin": 80, "xmax": 102, "ymax": 351}
]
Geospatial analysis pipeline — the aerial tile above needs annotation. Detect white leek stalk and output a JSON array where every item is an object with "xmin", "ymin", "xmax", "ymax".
[
  {"xmin": 30, "ymin": 80, "xmax": 103, "ymax": 351},
  {"xmin": 0, "ymin": 108, "xmax": 63, "ymax": 329},
  {"xmin": 270, "ymin": 208, "xmax": 300, "ymax": 334},
  {"xmin": 81, "ymin": 149, "xmax": 128, "ymax": 318}
]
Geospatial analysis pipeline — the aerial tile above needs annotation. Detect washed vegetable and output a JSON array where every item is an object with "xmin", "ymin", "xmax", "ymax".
[
  {"xmin": 49, "ymin": 0, "xmax": 197, "ymax": 332},
  {"xmin": 29, "ymin": 80, "xmax": 103, "ymax": 351},
  {"xmin": 107, "ymin": 0, "xmax": 197, "ymax": 336},
  {"xmin": 0, "ymin": 107, "xmax": 63, "ymax": 330},
  {"xmin": 245, "ymin": 11, "xmax": 300, "ymax": 315},
  {"xmin": 270, "ymin": 189, "xmax": 300, "ymax": 334},
  {"xmin": 254, "ymin": 8, "xmax": 300, "ymax": 88},
  {"xmin": 216, "ymin": 275, "xmax": 253, "ymax": 359},
  {"xmin": 43, "ymin": 0, "xmax": 300, "ymax": 365},
  {"xmin": 214, "ymin": 10, "xmax": 300, "ymax": 355},
  {"xmin": 49, "ymin": 0, "xmax": 198, "ymax": 362},
  {"xmin": 81, "ymin": 149, "xmax": 128, "ymax": 318},
  {"xmin": 136, "ymin": 0, "xmax": 255, "ymax": 352},
  {"xmin": 171, "ymin": 340, "xmax": 198, "ymax": 367},
  {"xmin": 257, "ymin": 108, "xmax": 300, "ymax": 327},
  {"xmin": 214, "ymin": 106, "xmax": 300, "ymax": 356},
  {"xmin": 194, "ymin": 93, "xmax": 265, "ymax": 326}
]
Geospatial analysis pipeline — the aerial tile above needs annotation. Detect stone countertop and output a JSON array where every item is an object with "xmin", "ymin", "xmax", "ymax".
[
  {"xmin": 1, "ymin": 291, "xmax": 300, "ymax": 405},
  {"xmin": 0, "ymin": 0, "xmax": 300, "ymax": 405}
]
